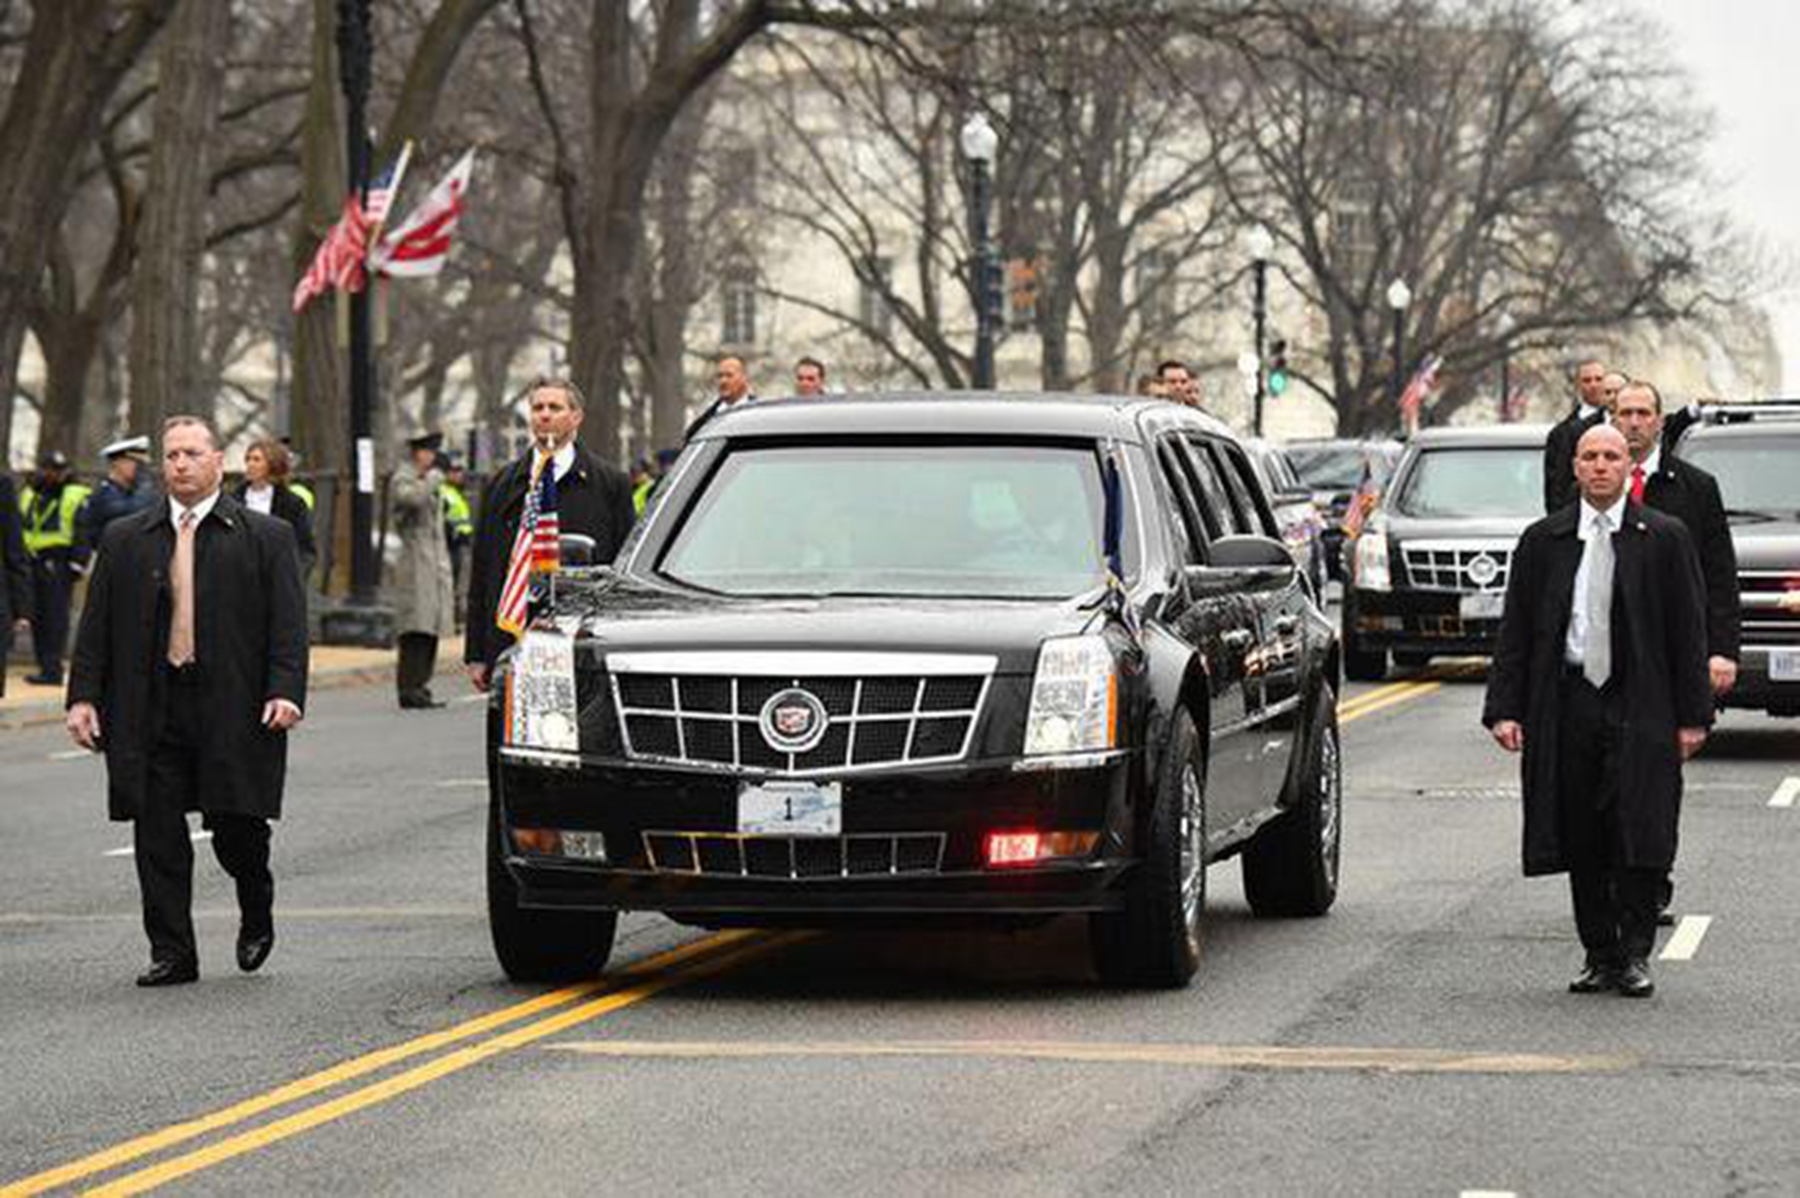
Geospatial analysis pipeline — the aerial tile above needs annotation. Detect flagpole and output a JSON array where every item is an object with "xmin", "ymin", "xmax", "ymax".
[{"xmin": 338, "ymin": 0, "xmax": 379, "ymax": 606}]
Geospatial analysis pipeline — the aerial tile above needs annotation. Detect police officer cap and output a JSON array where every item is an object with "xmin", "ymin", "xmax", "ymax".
[
  {"xmin": 407, "ymin": 430, "xmax": 444, "ymax": 452},
  {"xmin": 101, "ymin": 434, "xmax": 151, "ymax": 461}
]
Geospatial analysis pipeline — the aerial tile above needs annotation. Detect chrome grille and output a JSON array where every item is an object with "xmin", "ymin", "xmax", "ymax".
[
  {"xmin": 609, "ymin": 662, "xmax": 991, "ymax": 775},
  {"xmin": 1400, "ymin": 540, "xmax": 1515, "ymax": 593},
  {"xmin": 1739, "ymin": 570, "xmax": 1800, "ymax": 646},
  {"xmin": 642, "ymin": 832, "xmax": 946, "ymax": 878}
]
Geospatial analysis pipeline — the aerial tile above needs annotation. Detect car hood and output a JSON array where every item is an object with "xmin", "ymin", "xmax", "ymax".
[
  {"xmin": 1728, "ymin": 514, "xmax": 1800, "ymax": 572},
  {"xmin": 545, "ymin": 572, "xmax": 1104, "ymax": 674},
  {"xmin": 1378, "ymin": 513, "xmax": 1535, "ymax": 542}
]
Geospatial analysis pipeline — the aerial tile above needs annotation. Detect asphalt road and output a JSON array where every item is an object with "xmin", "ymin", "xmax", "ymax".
[{"xmin": 3, "ymin": 661, "xmax": 1798, "ymax": 1196}]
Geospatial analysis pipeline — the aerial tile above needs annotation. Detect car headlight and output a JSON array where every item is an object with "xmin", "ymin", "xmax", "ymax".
[
  {"xmin": 1352, "ymin": 521, "xmax": 1391, "ymax": 592},
  {"xmin": 1024, "ymin": 635, "xmax": 1118, "ymax": 755}
]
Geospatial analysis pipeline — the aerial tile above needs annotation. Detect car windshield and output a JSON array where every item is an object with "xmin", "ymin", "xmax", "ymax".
[
  {"xmin": 1679, "ymin": 435, "xmax": 1800, "ymax": 513},
  {"xmin": 659, "ymin": 442, "xmax": 1109, "ymax": 598},
  {"xmin": 1393, "ymin": 446, "xmax": 1543, "ymax": 518},
  {"xmin": 1287, "ymin": 443, "xmax": 1390, "ymax": 490}
]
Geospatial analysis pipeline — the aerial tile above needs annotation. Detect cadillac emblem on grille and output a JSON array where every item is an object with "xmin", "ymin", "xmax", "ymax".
[
  {"xmin": 1465, "ymin": 553, "xmax": 1500, "ymax": 588},
  {"xmin": 759, "ymin": 687, "xmax": 829, "ymax": 753}
]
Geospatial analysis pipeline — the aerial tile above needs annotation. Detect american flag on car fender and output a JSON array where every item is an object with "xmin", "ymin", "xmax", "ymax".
[{"xmin": 495, "ymin": 458, "xmax": 561, "ymax": 638}]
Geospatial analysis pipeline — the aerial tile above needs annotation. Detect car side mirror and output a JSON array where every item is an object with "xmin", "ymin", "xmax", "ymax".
[
  {"xmin": 1186, "ymin": 534, "xmax": 1297, "ymax": 595},
  {"xmin": 559, "ymin": 533, "xmax": 598, "ymax": 567},
  {"xmin": 1274, "ymin": 486, "xmax": 1315, "ymax": 506}
]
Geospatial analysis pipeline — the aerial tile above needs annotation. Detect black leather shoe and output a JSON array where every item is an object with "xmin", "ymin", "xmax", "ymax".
[
  {"xmin": 1569, "ymin": 963, "xmax": 1617, "ymax": 994},
  {"xmin": 237, "ymin": 926, "xmax": 274, "ymax": 973},
  {"xmin": 1656, "ymin": 910, "xmax": 1676, "ymax": 927},
  {"xmin": 398, "ymin": 691, "xmax": 445, "ymax": 710},
  {"xmin": 137, "ymin": 959, "xmax": 198, "ymax": 987},
  {"xmin": 1616, "ymin": 960, "xmax": 1655, "ymax": 998},
  {"xmin": 24, "ymin": 672, "xmax": 62, "ymax": 687}
]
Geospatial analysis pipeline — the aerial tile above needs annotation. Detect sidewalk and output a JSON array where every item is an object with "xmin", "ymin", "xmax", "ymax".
[{"xmin": 1, "ymin": 634, "xmax": 467, "ymax": 731}]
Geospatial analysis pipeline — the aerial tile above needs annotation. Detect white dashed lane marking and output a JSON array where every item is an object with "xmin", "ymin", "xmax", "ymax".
[
  {"xmin": 102, "ymin": 830, "xmax": 212, "ymax": 858},
  {"xmin": 1769, "ymin": 777, "xmax": 1799, "ymax": 809},
  {"xmin": 1658, "ymin": 915, "xmax": 1713, "ymax": 962}
]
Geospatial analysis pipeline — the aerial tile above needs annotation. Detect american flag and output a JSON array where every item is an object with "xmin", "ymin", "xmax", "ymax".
[
  {"xmin": 363, "ymin": 143, "xmax": 413, "ymax": 227},
  {"xmin": 1398, "ymin": 353, "xmax": 1444, "ymax": 430},
  {"xmin": 495, "ymin": 457, "xmax": 561, "ymax": 638},
  {"xmin": 372, "ymin": 150, "xmax": 475, "ymax": 279},
  {"xmin": 290, "ymin": 196, "xmax": 370, "ymax": 313}
]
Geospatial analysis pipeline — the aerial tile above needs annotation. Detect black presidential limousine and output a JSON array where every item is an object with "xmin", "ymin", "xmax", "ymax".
[{"xmin": 486, "ymin": 393, "xmax": 1343, "ymax": 988}]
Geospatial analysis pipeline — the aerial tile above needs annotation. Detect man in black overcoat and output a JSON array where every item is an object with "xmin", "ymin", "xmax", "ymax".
[
  {"xmin": 464, "ymin": 378, "xmax": 635, "ymax": 691},
  {"xmin": 0, "ymin": 470, "xmax": 29, "ymax": 697},
  {"xmin": 1542, "ymin": 359, "xmax": 1611, "ymax": 513},
  {"xmin": 66, "ymin": 416, "xmax": 308, "ymax": 987},
  {"xmin": 1484, "ymin": 424, "xmax": 1713, "ymax": 998}
]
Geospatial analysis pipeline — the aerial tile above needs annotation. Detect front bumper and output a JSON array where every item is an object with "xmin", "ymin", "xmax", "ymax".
[
  {"xmin": 493, "ymin": 750, "xmax": 1139, "ymax": 916},
  {"xmin": 1346, "ymin": 587, "xmax": 1504, "ymax": 656},
  {"xmin": 1718, "ymin": 644, "xmax": 1800, "ymax": 715}
]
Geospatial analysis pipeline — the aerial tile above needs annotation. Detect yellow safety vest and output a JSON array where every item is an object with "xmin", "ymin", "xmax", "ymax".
[
  {"xmin": 20, "ymin": 483, "xmax": 91, "ymax": 555},
  {"xmin": 439, "ymin": 482, "xmax": 472, "ymax": 536},
  {"xmin": 290, "ymin": 482, "xmax": 315, "ymax": 511}
]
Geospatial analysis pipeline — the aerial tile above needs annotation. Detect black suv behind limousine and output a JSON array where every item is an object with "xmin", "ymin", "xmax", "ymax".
[
  {"xmin": 1674, "ymin": 403, "xmax": 1800, "ymax": 716},
  {"xmin": 486, "ymin": 394, "xmax": 1342, "ymax": 989}
]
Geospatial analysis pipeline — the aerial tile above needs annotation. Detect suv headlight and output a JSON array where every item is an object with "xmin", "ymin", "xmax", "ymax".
[
  {"xmin": 1352, "ymin": 520, "xmax": 1391, "ymax": 592},
  {"xmin": 1024, "ymin": 635, "xmax": 1118, "ymax": 755}
]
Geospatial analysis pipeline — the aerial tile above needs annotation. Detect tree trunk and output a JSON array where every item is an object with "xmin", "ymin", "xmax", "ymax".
[
  {"xmin": 0, "ymin": 0, "xmax": 176, "ymax": 461},
  {"xmin": 129, "ymin": 0, "xmax": 235, "ymax": 435}
]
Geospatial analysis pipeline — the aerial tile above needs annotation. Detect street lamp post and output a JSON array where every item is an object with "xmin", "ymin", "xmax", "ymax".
[
  {"xmin": 1496, "ymin": 312, "xmax": 1515, "ymax": 422},
  {"xmin": 1386, "ymin": 277, "xmax": 1412, "ymax": 414},
  {"xmin": 1247, "ymin": 226, "xmax": 1274, "ymax": 436},
  {"xmin": 337, "ymin": 0, "xmax": 377, "ymax": 603},
  {"xmin": 960, "ymin": 113, "xmax": 999, "ymax": 390}
]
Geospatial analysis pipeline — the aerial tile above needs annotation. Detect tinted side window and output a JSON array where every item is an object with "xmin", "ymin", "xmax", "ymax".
[
  {"xmin": 1210, "ymin": 440, "xmax": 1281, "ymax": 539},
  {"xmin": 1175, "ymin": 437, "xmax": 1242, "ymax": 536},
  {"xmin": 1155, "ymin": 441, "xmax": 1210, "ymax": 564}
]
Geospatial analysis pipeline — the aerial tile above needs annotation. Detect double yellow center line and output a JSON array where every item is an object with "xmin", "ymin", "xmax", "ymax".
[
  {"xmin": 1339, "ymin": 661, "xmax": 1483, "ymax": 725},
  {"xmin": 3, "ymin": 930, "xmax": 802, "ymax": 1197}
]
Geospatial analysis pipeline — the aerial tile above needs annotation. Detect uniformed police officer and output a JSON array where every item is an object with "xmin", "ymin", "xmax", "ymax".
[
  {"xmin": 77, "ymin": 436, "xmax": 159, "ymax": 561},
  {"xmin": 19, "ymin": 450, "xmax": 91, "ymax": 686}
]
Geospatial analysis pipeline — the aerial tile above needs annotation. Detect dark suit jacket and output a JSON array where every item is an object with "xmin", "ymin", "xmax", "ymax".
[
  {"xmin": 0, "ymin": 473, "xmax": 29, "ymax": 697},
  {"xmin": 68, "ymin": 493, "xmax": 308, "ymax": 821},
  {"xmin": 1542, "ymin": 405, "xmax": 1606, "ymax": 513},
  {"xmin": 464, "ymin": 443, "xmax": 636, "ymax": 668},
  {"xmin": 1641, "ymin": 455, "xmax": 1739, "ymax": 660},
  {"xmin": 1483, "ymin": 502, "xmax": 1712, "ymax": 875},
  {"xmin": 235, "ymin": 483, "xmax": 317, "ymax": 579}
]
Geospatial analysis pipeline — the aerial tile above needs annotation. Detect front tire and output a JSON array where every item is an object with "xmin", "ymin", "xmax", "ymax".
[
  {"xmin": 1242, "ymin": 684, "xmax": 1342, "ymax": 917},
  {"xmin": 1341, "ymin": 597, "xmax": 1387, "ymax": 682},
  {"xmin": 487, "ymin": 798, "xmax": 617, "ymax": 982},
  {"xmin": 1090, "ymin": 709, "xmax": 1206, "ymax": 989}
]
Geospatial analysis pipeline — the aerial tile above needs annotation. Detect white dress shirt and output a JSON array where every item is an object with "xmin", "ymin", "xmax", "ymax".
[
  {"xmin": 1565, "ymin": 492, "xmax": 1628, "ymax": 666},
  {"xmin": 243, "ymin": 483, "xmax": 275, "ymax": 515},
  {"xmin": 169, "ymin": 488, "xmax": 222, "ymax": 532},
  {"xmin": 534, "ymin": 441, "xmax": 577, "ymax": 483}
]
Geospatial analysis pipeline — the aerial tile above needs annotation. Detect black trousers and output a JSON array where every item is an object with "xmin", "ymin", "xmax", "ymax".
[
  {"xmin": 1557, "ymin": 670, "xmax": 1661, "ymax": 967},
  {"xmin": 28, "ymin": 551, "xmax": 72, "ymax": 677},
  {"xmin": 136, "ymin": 667, "xmax": 273, "ymax": 965},
  {"xmin": 396, "ymin": 632, "xmax": 439, "ymax": 698}
]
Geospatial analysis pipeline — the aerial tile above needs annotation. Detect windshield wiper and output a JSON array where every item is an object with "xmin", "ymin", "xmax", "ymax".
[{"xmin": 1724, "ymin": 507, "xmax": 1779, "ymax": 524}]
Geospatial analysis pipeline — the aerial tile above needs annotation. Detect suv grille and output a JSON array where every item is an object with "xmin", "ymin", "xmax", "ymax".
[
  {"xmin": 642, "ymin": 832, "xmax": 945, "ymax": 878},
  {"xmin": 1400, "ymin": 541, "xmax": 1515, "ymax": 593},
  {"xmin": 1739, "ymin": 571, "xmax": 1800, "ymax": 646},
  {"xmin": 612, "ymin": 671, "xmax": 989, "ymax": 775}
]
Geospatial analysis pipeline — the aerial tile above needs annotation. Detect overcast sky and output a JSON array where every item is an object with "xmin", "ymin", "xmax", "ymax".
[{"xmin": 1631, "ymin": 0, "xmax": 1800, "ymax": 392}]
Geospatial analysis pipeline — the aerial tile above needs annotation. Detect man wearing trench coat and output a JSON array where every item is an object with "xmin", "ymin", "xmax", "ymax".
[
  {"xmin": 1484, "ymin": 424, "xmax": 1712, "ymax": 998},
  {"xmin": 67, "ymin": 417, "xmax": 307, "ymax": 986},
  {"xmin": 391, "ymin": 431, "xmax": 457, "ymax": 709}
]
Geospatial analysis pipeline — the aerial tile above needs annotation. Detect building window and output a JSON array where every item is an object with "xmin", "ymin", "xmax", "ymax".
[
  {"xmin": 1331, "ymin": 178, "xmax": 1376, "ymax": 279},
  {"xmin": 721, "ymin": 259, "xmax": 757, "ymax": 346},
  {"xmin": 1135, "ymin": 249, "xmax": 1177, "ymax": 336},
  {"xmin": 858, "ymin": 255, "xmax": 894, "ymax": 339}
]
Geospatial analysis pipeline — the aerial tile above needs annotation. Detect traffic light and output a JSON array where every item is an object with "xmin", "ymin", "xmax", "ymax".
[{"xmin": 1267, "ymin": 338, "xmax": 1290, "ymax": 395}]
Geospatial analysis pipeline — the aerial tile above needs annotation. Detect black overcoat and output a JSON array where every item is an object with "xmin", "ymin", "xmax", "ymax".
[
  {"xmin": 464, "ymin": 443, "xmax": 635, "ymax": 668},
  {"xmin": 0, "ymin": 473, "xmax": 29, "ymax": 697},
  {"xmin": 235, "ymin": 482, "xmax": 317, "ymax": 580},
  {"xmin": 1482, "ymin": 503, "xmax": 1713, "ymax": 875},
  {"xmin": 68, "ymin": 494, "xmax": 308, "ymax": 822},
  {"xmin": 1641, "ymin": 455, "xmax": 1739, "ymax": 660},
  {"xmin": 1542, "ymin": 406, "xmax": 1606, "ymax": 513}
]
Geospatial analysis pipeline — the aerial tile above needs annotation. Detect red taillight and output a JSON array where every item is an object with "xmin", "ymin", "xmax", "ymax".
[{"xmin": 986, "ymin": 832, "xmax": 1043, "ymax": 867}]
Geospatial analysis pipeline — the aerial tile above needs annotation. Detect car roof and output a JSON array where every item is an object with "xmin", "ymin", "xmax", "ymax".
[
  {"xmin": 689, "ymin": 391, "xmax": 1239, "ymax": 445},
  {"xmin": 1406, "ymin": 424, "xmax": 1552, "ymax": 448},
  {"xmin": 1685, "ymin": 420, "xmax": 1800, "ymax": 442}
]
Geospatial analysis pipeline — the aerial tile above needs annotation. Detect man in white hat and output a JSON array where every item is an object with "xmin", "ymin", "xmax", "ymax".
[{"xmin": 77, "ymin": 435, "xmax": 159, "ymax": 564}]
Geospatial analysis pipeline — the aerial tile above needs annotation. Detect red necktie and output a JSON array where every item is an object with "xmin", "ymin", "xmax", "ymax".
[{"xmin": 1630, "ymin": 465, "xmax": 1646, "ymax": 503}]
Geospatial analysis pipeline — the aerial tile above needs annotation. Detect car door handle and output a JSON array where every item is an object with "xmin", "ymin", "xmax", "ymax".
[
  {"xmin": 1274, "ymin": 614, "xmax": 1300, "ymax": 636},
  {"xmin": 1222, "ymin": 629, "xmax": 1254, "ymax": 652}
]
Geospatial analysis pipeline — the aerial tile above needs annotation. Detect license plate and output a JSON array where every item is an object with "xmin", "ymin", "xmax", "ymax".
[
  {"xmin": 1771, "ymin": 649, "xmax": 1800, "ymax": 682},
  {"xmin": 738, "ymin": 780, "xmax": 843, "ymax": 835},
  {"xmin": 1459, "ymin": 591, "xmax": 1505, "ymax": 620}
]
